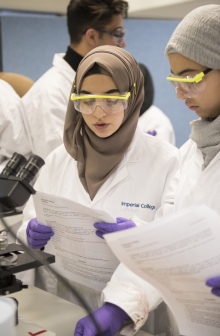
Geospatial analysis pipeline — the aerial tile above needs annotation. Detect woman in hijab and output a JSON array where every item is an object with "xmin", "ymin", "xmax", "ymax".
[{"xmin": 17, "ymin": 45, "xmax": 179, "ymax": 332}]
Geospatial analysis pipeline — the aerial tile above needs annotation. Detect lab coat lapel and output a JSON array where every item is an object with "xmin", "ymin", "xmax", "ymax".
[
  {"xmin": 91, "ymin": 130, "xmax": 144, "ymax": 205},
  {"xmin": 91, "ymin": 164, "xmax": 129, "ymax": 205}
]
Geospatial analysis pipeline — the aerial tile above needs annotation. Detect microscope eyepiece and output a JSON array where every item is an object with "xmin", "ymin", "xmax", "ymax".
[
  {"xmin": 0, "ymin": 153, "xmax": 45, "ymax": 213},
  {"xmin": 16, "ymin": 155, "xmax": 45, "ymax": 183},
  {"xmin": 0, "ymin": 153, "xmax": 27, "ymax": 178}
]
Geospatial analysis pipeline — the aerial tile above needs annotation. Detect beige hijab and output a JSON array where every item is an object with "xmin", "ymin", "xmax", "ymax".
[{"xmin": 64, "ymin": 45, "xmax": 144, "ymax": 200}]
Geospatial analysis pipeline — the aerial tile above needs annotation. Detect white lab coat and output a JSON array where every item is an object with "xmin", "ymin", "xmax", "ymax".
[
  {"xmin": 17, "ymin": 128, "xmax": 179, "ymax": 318},
  {"xmin": 173, "ymin": 138, "xmax": 220, "ymax": 213},
  {"xmin": 21, "ymin": 53, "xmax": 75, "ymax": 159},
  {"xmin": 138, "ymin": 105, "xmax": 176, "ymax": 145},
  {"xmin": 104, "ymin": 137, "xmax": 220, "ymax": 335},
  {"xmin": 0, "ymin": 79, "xmax": 31, "ymax": 171}
]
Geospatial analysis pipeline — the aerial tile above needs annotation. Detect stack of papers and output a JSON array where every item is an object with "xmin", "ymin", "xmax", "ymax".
[{"xmin": 104, "ymin": 205, "xmax": 220, "ymax": 336}]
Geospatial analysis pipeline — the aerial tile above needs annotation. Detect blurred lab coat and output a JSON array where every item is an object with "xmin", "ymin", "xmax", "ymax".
[
  {"xmin": 17, "ymin": 128, "xmax": 179, "ymax": 322},
  {"xmin": 21, "ymin": 53, "xmax": 75, "ymax": 159},
  {"xmin": 138, "ymin": 105, "xmax": 176, "ymax": 145},
  {"xmin": 0, "ymin": 79, "xmax": 31, "ymax": 171}
]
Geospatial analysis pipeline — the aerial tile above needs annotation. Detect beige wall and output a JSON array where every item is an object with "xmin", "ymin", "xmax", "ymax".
[{"xmin": 0, "ymin": 0, "xmax": 219, "ymax": 19}]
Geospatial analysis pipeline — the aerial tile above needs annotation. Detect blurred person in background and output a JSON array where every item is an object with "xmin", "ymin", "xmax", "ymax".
[
  {"xmin": 0, "ymin": 79, "xmax": 31, "ymax": 171},
  {"xmin": 0, "ymin": 72, "xmax": 34, "ymax": 97},
  {"xmin": 21, "ymin": 0, "xmax": 128, "ymax": 159},
  {"xmin": 138, "ymin": 63, "xmax": 176, "ymax": 145}
]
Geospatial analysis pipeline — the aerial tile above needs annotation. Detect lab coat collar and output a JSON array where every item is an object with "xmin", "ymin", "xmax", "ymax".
[{"xmin": 52, "ymin": 53, "xmax": 75, "ymax": 76}]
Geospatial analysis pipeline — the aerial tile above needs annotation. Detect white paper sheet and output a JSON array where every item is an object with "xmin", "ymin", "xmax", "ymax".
[
  {"xmin": 33, "ymin": 191, "xmax": 119, "ymax": 291},
  {"xmin": 104, "ymin": 205, "xmax": 220, "ymax": 336}
]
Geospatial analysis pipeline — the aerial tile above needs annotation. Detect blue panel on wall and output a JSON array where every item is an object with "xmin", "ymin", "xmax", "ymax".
[
  {"xmin": 0, "ymin": 13, "xmax": 193, "ymax": 147},
  {"xmin": 0, "ymin": 13, "xmax": 68, "ymax": 81}
]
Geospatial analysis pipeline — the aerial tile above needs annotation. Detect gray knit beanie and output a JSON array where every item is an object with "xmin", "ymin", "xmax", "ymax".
[{"xmin": 165, "ymin": 5, "xmax": 220, "ymax": 69}]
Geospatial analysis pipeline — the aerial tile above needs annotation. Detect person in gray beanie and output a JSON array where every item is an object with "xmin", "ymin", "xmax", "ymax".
[
  {"xmin": 80, "ymin": 5, "xmax": 220, "ymax": 336},
  {"xmin": 165, "ymin": 3, "xmax": 220, "ymax": 304}
]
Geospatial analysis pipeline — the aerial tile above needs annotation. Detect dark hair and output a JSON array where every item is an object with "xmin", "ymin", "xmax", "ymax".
[
  {"xmin": 138, "ymin": 63, "xmax": 154, "ymax": 116},
  {"xmin": 67, "ymin": 0, "xmax": 128, "ymax": 44}
]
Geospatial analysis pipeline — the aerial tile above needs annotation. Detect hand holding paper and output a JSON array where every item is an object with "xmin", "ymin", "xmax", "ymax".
[
  {"xmin": 206, "ymin": 276, "xmax": 220, "ymax": 297},
  {"xmin": 27, "ymin": 217, "xmax": 54, "ymax": 249},
  {"xmin": 94, "ymin": 217, "xmax": 136, "ymax": 239}
]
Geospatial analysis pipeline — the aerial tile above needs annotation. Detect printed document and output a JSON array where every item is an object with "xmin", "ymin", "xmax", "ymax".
[
  {"xmin": 104, "ymin": 205, "xmax": 220, "ymax": 336},
  {"xmin": 33, "ymin": 191, "xmax": 119, "ymax": 291}
]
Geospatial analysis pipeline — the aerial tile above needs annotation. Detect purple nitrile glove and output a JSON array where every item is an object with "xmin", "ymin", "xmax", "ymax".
[
  {"xmin": 74, "ymin": 302, "xmax": 131, "ymax": 336},
  {"xmin": 94, "ymin": 217, "xmax": 136, "ymax": 239},
  {"xmin": 26, "ymin": 217, "xmax": 54, "ymax": 249},
  {"xmin": 206, "ymin": 276, "xmax": 220, "ymax": 297},
  {"xmin": 146, "ymin": 130, "xmax": 157, "ymax": 136}
]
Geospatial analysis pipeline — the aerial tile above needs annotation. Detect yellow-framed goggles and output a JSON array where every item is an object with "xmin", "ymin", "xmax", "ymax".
[
  {"xmin": 70, "ymin": 91, "xmax": 131, "ymax": 114},
  {"xmin": 166, "ymin": 68, "xmax": 212, "ymax": 98}
]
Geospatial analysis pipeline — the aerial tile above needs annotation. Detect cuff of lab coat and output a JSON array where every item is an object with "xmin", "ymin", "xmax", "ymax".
[{"xmin": 102, "ymin": 281, "xmax": 149, "ymax": 335}]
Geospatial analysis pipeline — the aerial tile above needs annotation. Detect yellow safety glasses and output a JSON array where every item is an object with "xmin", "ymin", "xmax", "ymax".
[
  {"xmin": 70, "ymin": 91, "xmax": 131, "ymax": 114},
  {"xmin": 166, "ymin": 68, "xmax": 212, "ymax": 98}
]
